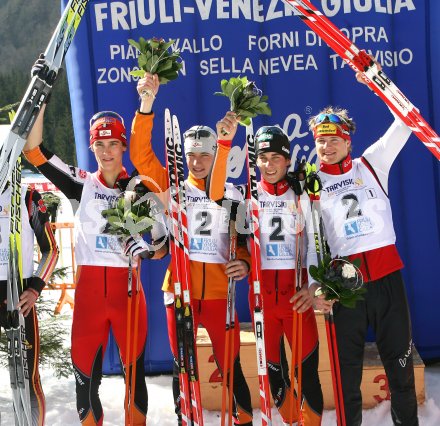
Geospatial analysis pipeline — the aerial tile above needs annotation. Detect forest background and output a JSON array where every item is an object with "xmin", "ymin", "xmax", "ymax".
[{"xmin": 0, "ymin": 0, "xmax": 77, "ymax": 166}]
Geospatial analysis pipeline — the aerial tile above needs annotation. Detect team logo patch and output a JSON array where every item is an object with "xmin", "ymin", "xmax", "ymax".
[
  {"xmin": 190, "ymin": 141, "xmax": 203, "ymax": 148},
  {"xmin": 99, "ymin": 129, "xmax": 112, "ymax": 137},
  {"xmin": 344, "ymin": 217, "xmax": 374, "ymax": 239},
  {"xmin": 343, "ymin": 158, "xmax": 352, "ymax": 168},
  {"xmin": 259, "ymin": 141, "xmax": 271, "ymax": 148},
  {"xmin": 266, "ymin": 243, "xmax": 295, "ymax": 258},
  {"xmin": 79, "ymin": 169, "xmax": 87, "ymax": 179},
  {"xmin": 190, "ymin": 237, "xmax": 217, "ymax": 254},
  {"xmin": 96, "ymin": 236, "xmax": 108, "ymax": 249},
  {"xmin": 266, "ymin": 244, "xmax": 279, "ymax": 257},
  {"xmin": 315, "ymin": 123, "xmax": 338, "ymax": 135},
  {"xmin": 190, "ymin": 238, "xmax": 203, "ymax": 250},
  {"xmin": 95, "ymin": 235, "xmax": 120, "ymax": 251}
]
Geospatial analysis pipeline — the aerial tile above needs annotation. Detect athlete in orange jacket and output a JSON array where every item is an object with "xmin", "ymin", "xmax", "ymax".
[{"xmin": 130, "ymin": 73, "xmax": 253, "ymax": 426}]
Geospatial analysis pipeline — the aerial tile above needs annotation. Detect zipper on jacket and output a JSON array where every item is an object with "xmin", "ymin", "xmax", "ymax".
[
  {"xmin": 104, "ymin": 266, "xmax": 107, "ymax": 297},
  {"xmin": 274, "ymin": 182, "xmax": 279, "ymax": 304},
  {"xmin": 362, "ymin": 252, "xmax": 372, "ymax": 282},
  {"xmin": 201, "ymin": 262, "xmax": 206, "ymax": 300},
  {"xmin": 339, "ymin": 162, "xmax": 344, "ymax": 173}
]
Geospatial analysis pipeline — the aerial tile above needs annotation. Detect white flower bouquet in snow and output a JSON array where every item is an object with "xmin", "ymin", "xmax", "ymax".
[{"xmin": 309, "ymin": 255, "xmax": 365, "ymax": 308}]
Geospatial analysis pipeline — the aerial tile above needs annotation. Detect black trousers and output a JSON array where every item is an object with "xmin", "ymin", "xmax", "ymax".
[
  {"xmin": 1, "ymin": 280, "xmax": 46, "ymax": 425},
  {"xmin": 333, "ymin": 270, "xmax": 418, "ymax": 426}
]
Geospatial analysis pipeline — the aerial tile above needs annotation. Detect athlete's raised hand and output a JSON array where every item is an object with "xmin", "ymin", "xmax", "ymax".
[
  {"xmin": 138, "ymin": 72, "xmax": 160, "ymax": 114},
  {"xmin": 216, "ymin": 111, "xmax": 240, "ymax": 141}
]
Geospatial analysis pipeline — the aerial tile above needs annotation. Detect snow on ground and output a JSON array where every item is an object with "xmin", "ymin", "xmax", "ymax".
[
  {"xmin": 1, "ymin": 295, "xmax": 439, "ymax": 425},
  {"xmin": 1, "ymin": 364, "xmax": 439, "ymax": 425}
]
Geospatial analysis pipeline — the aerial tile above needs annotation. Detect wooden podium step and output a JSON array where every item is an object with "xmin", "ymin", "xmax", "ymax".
[{"xmin": 196, "ymin": 313, "xmax": 425, "ymax": 411}]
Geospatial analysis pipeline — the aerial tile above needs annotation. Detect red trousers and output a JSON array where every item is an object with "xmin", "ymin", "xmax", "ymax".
[
  {"xmin": 166, "ymin": 299, "xmax": 253, "ymax": 425},
  {"xmin": 250, "ymin": 269, "xmax": 323, "ymax": 425},
  {"xmin": 72, "ymin": 265, "xmax": 148, "ymax": 425}
]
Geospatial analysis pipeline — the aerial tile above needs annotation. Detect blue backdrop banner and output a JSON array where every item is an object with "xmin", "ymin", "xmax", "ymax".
[{"xmin": 62, "ymin": 0, "xmax": 440, "ymax": 370}]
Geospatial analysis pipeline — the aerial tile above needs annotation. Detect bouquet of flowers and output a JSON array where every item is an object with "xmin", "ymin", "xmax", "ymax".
[
  {"xmin": 309, "ymin": 254, "xmax": 366, "ymax": 308},
  {"xmin": 101, "ymin": 190, "xmax": 155, "ymax": 237},
  {"xmin": 129, "ymin": 37, "xmax": 182, "ymax": 84},
  {"xmin": 214, "ymin": 76, "xmax": 271, "ymax": 126}
]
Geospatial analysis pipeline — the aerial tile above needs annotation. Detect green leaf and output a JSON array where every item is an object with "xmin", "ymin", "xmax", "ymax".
[
  {"xmin": 138, "ymin": 55, "xmax": 148, "ymax": 68},
  {"xmin": 220, "ymin": 79, "xmax": 229, "ymax": 93},
  {"xmin": 139, "ymin": 37, "xmax": 147, "ymax": 52},
  {"xmin": 101, "ymin": 208, "xmax": 118, "ymax": 218},
  {"xmin": 156, "ymin": 60, "xmax": 173, "ymax": 73},
  {"xmin": 161, "ymin": 40, "xmax": 175, "ymax": 51},
  {"xmin": 128, "ymin": 39, "xmax": 140, "ymax": 51},
  {"xmin": 130, "ymin": 69, "xmax": 146, "ymax": 77},
  {"xmin": 351, "ymin": 258, "xmax": 361, "ymax": 268},
  {"xmin": 239, "ymin": 117, "xmax": 252, "ymax": 126},
  {"xmin": 129, "ymin": 36, "xmax": 181, "ymax": 85},
  {"xmin": 150, "ymin": 39, "xmax": 160, "ymax": 49},
  {"xmin": 214, "ymin": 76, "xmax": 271, "ymax": 121},
  {"xmin": 107, "ymin": 216, "xmax": 124, "ymax": 227}
]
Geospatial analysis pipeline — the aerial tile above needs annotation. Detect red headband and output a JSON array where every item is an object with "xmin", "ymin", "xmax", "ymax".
[
  {"xmin": 313, "ymin": 122, "xmax": 351, "ymax": 141},
  {"xmin": 89, "ymin": 117, "xmax": 127, "ymax": 146}
]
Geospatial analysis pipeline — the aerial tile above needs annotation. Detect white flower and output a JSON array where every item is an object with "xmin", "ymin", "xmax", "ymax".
[
  {"xmin": 342, "ymin": 263, "xmax": 357, "ymax": 279},
  {"xmin": 124, "ymin": 190, "xmax": 137, "ymax": 204}
]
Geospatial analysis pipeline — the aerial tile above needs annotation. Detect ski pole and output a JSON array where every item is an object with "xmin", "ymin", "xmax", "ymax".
[
  {"xmin": 296, "ymin": 204, "xmax": 304, "ymax": 426},
  {"xmin": 325, "ymin": 310, "xmax": 346, "ymax": 426},
  {"xmin": 245, "ymin": 121, "xmax": 272, "ymax": 426},
  {"xmin": 289, "ymin": 195, "xmax": 304, "ymax": 426},
  {"xmin": 128, "ymin": 258, "xmax": 142, "ymax": 424},
  {"xmin": 221, "ymin": 220, "xmax": 237, "ymax": 426},
  {"xmin": 308, "ymin": 179, "xmax": 346, "ymax": 426},
  {"xmin": 124, "ymin": 256, "xmax": 133, "ymax": 425}
]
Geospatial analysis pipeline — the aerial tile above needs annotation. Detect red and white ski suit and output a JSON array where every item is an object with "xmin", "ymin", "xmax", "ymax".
[
  {"xmin": 208, "ymin": 139, "xmax": 324, "ymax": 425},
  {"xmin": 25, "ymin": 145, "xmax": 151, "ymax": 426}
]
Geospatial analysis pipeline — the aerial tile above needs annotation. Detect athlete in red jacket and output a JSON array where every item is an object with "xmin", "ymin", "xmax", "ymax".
[
  {"xmin": 24, "ymin": 62, "xmax": 166, "ymax": 424},
  {"xmin": 209, "ymin": 115, "xmax": 332, "ymax": 425}
]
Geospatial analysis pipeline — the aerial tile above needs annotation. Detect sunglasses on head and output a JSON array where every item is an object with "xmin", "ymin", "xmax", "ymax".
[
  {"xmin": 89, "ymin": 111, "xmax": 125, "ymax": 128},
  {"xmin": 315, "ymin": 113, "xmax": 347, "ymax": 125},
  {"xmin": 184, "ymin": 129, "xmax": 213, "ymax": 139}
]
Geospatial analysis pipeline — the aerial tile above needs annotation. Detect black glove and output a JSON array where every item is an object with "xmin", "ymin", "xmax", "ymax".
[
  {"xmin": 31, "ymin": 53, "xmax": 62, "ymax": 104},
  {"xmin": 31, "ymin": 53, "xmax": 49, "ymax": 79},
  {"xmin": 286, "ymin": 160, "xmax": 307, "ymax": 196}
]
